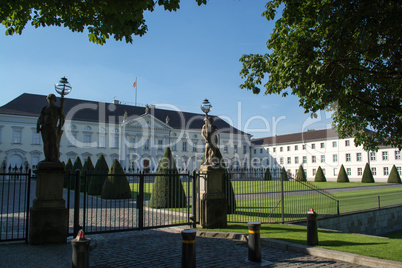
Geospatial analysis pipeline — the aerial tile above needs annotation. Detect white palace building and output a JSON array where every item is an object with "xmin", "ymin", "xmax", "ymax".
[
  {"xmin": 251, "ymin": 129, "xmax": 402, "ymax": 182},
  {"xmin": 0, "ymin": 93, "xmax": 252, "ymax": 173}
]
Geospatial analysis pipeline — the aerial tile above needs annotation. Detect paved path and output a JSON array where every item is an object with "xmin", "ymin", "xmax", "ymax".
[{"xmin": 88, "ymin": 227, "xmax": 369, "ymax": 268}]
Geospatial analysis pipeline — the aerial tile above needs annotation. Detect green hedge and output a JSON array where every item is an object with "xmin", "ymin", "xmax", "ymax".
[
  {"xmin": 264, "ymin": 168, "xmax": 272, "ymax": 181},
  {"xmin": 101, "ymin": 159, "xmax": 131, "ymax": 199},
  {"xmin": 81, "ymin": 156, "xmax": 94, "ymax": 192},
  {"xmin": 295, "ymin": 165, "xmax": 307, "ymax": 181},
  {"xmin": 63, "ymin": 158, "xmax": 73, "ymax": 188},
  {"xmin": 280, "ymin": 167, "xmax": 288, "ymax": 181},
  {"xmin": 337, "ymin": 164, "xmax": 349, "ymax": 182},
  {"xmin": 314, "ymin": 166, "xmax": 326, "ymax": 182},
  {"xmin": 388, "ymin": 165, "xmax": 401, "ymax": 183},
  {"xmin": 88, "ymin": 154, "xmax": 109, "ymax": 195},
  {"xmin": 361, "ymin": 163, "xmax": 375, "ymax": 183}
]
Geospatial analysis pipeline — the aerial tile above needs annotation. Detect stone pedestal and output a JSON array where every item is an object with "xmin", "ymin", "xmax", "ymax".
[
  {"xmin": 199, "ymin": 166, "xmax": 227, "ymax": 228},
  {"xmin": 29, "ymin": 162, "xmax": 68, "ymax": 245}
]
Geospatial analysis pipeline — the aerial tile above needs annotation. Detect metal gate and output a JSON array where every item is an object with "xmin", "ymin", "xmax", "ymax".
[
  {"xmin": 67, "ymin": 171, "xmax": 196, "ymax": 236},
  {"xmin": 0, "ymin": 167, "xmax": 32, "ymax": 242}
]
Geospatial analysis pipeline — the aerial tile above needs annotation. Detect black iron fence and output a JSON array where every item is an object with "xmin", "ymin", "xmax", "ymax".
[
  {"xmin": 224, "ymin": 168, "xmax": 338, "ymax": 223},
  {"xmin": 65, "ymin": 170, "xmax": 195, "ymax": 236},
  {"xmin": 0, "ymin": 168, "xmax": 32, "ymax": 242}
]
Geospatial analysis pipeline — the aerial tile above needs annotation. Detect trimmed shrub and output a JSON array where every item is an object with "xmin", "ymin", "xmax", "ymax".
[
  {"xmin": 280, "ymin": 167, "xmax": 288, "ymax": 181},
  {"xmin": 264, "ymin": 168, "xmax": 272, "ymax": 181},
  {"xmin": 150, "ymin": 147, "xmax": 186, "ymax": 208},
  {"xmin": 388, "ymin": 165, "xmax": 401, "ymax": 183},
  {"xmin": 64, "ymin": 158, "xmax": 73, "ymax": 188},
  {"xmin": 295, "ymin": 165, "xmax": 307, "ymax": 181},
  {"xmin": 70, "ymin": 157, "xmax": 83, "ymax": 190},
  {"xmin": 314, "ymin": 166, "xmax": 326, "ymax": 182},
  {"xmin": 88, "ymin": 154, "xmax": 109, "ymax": 195},
  {"xmin": 101, "ymin": 159, "xmax": 131, "ymax": 199},
  {"xmin": 362, "ymin": 163, "xmax": 375, "ymax": 183},
  {"xmin": 337, "ymin": 164, "xmax": 349, "ymax": 182},
  {"xmin": 81, "ymin": 157, "xmax": 94, "ymax": 192}
]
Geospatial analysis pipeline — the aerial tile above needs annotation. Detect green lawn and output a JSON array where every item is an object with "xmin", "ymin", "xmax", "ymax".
[{"xmin": 202, "ymin": 223, "xmax": 402, "ymax": 262}]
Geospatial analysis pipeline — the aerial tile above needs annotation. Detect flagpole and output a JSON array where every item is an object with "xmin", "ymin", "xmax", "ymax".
[{"xmin": 135, "ymin": 77, "xmax": 138, "ymax": 106}]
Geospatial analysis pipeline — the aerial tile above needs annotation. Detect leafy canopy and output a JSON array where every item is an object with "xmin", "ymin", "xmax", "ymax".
[
  {"xmin": 240, "ymin": 0, "xmax": 402, "ymax": 150},
  {"xmin": 1, "ymin": 0, "xmax": 207, "ymax": 45}
]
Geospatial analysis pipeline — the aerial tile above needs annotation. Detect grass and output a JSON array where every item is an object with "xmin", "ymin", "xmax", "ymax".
[{"xmin": 202, "ymin": 223, "xmax": 402, "ymax": 262}]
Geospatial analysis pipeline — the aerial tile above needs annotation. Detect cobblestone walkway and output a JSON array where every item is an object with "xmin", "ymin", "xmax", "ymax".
[{"xmin": 89, "ymin": 228, "xmax": 368, "ymax": 268}]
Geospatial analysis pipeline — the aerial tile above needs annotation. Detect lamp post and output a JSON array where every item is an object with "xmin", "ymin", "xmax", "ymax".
[
  {"xmin": 201, "ymin": 99, "xmax": 212, "ymax": 117},
  {"xmin": 55, "ymin": 77, "xmax": 72, "ymax": 98}
]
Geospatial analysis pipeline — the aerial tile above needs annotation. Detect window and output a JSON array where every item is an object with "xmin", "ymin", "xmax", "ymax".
[
  {"xmin": 244, "ymin": 145, "xmax": 247, "ymax": 154},
  {"xmin": 346, "ymin": 153, "xmax": 351, "ymax": 162},
  {"xmin": 280, "ymin": 147, "xmax": 283, "ymax": 152},
  {"xmin": 384, "ymin": 167, "xmax": 389, "ymax": 176},
  {"xmin": 345, "ymin": 140, "xmax": 350, "ymax": 146},
  {"xmin": 287, "ymin": 157, "xmax": 291, "ymax": 164},
  {"xmin": 226, "ymin": 145, "xmax": 230, "ymax": 153},
  {"xmin": 84, "ymin": 126, "xmax": 92, "ymax": 131},
  {"xmin": 32, "ymin": 131, "xmax": 41, "ymax": 145},
  {"xmin": 273, "ymin": 147, "xmax": 276, "ymax": 153},
  {"xmin": 69, "ymin": 132, "xmax": 78, "ymax": 147},
  {"xmin": 312, "ymin": 156, "xmax": 316, "ymax": 163},
  {"xmin": 260, "ymin": 148, "xmax": 263, "ymax": 154},
  {"xmin": 84, "ymin": 133, "xmax": 92, "ymax": 147},
  {"xmin": 144, "ymin": 139, "xmax": 150, "ymax": 150},
  {"xmin": 113, "ymin": 135, "xmax": 119, "ymax": 148},
  {"xmin": 158, "ymin": 140, "xmax": 164, "ymax": 151},
  {"xmin": 347, "ymin": 168, "xmax": 351, "ymax": 176},
  {"xmin": 396, "ymin": 151, "xmax": 401, "ymax": 160},
  {"xmin": 334, "ymin": 168, "xmax": 338, "ymax": 176},
  {"xmin": 280, "ymin": 157, "xmax": 284, "ymax": 165},
  {"xmin": 287, "ymin": 146, "xmax": 290, "ymax": 151},
  {"xmin": 294, "ymin": 145, "xmax": 298, "ymax": 151},
  {"xmin": 295, "ymin": 156, "xmax": 299, "ymax": 164},
  {"xmin": 12, "ymin": 128, "xmax": 22, "ymax": 144},
  {"xmin": 234, "ymin": 144, "xmax": 238, "ymax": 153},
  {"xmin": 321, "ymin": 155, "xmax": 325, "ymax": 163},
  {"xmin": 171, "ymin": 143, "xmax": 177, "ymax": 151},
  {"xmin": 333, "ymin": 154, "xmax": 338, "ymax": 162},
  {"xmin": 332, "ymin": 141, "xmax": 337, "ymax": 147},
  {"xmin": 99, "ymin": 133, "xmax": 106, "ymax": 148},
  {"xmin": 370, "ymin": 152, "xmax": 376, "ymax": 161},
  {"xmin": 356, "ymin": 153, "xmax": 362, "ymax": 162},
  {"xmin": 303, "ymin": 156, "xmax": 307, "ymax": 164},
  {"xmin": 182, "ymin": 141, "xmax": 187, "ymax": 152},
  {"xmin": 320, "ymin": 142, "xmax": 325, "ymax": 149},
  {"xmin": 397, "ymin": 167, "xmax": 402, "ymax": 176},
  {"xmin": 266, "ymin": 148, "xmax": 269, "ymax": 152},
  {"xmin": 322, "ymin": 168, "xmax": 326, "ymax": 175},
  {"xmin": 313, "ymin": 169, "xmax": 316, "ymax": 176},
  {"xmin": 302, "ymin": 144, "xmax": 306, "ymax": 150},
  {"xmin": 382, "ymin": 151, "xmax": 388, "ymax": 161},
  {"xmin": 193, "ymin": 141, "xmax": 198, "ymax": 152},
  {"xmin": 311, "ymin": 144, "xmax": 316, "ymax": 149},
  {"xmin": 358, "ymin": 168, "xmax": 362, "ymax": 176},
  {"xmin": 371, "ymin": 167, "xmax": 376, "ymax": 176}
]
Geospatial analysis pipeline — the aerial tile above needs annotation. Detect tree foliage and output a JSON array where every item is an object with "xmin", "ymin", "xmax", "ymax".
[
  {"xmin": 1, "ymin": 0, "xmax": 207, "ymax": 45},
  {"xmin": 295, "ymin": 164, "xmax": 306, "ymax": 181},
  {"xmin": 280, "ymin": 167, "xmax": 288, "ymax": 181},
  {"xmin": 71, "ymin": 156, "xmax": 82, "ymax": 190},
  {"xmin": 63, "ymin": 158, "xmax": 73, "ymax": 188},
  {"xmin": 81, "ymin": 156, "xmax": 94, "ymax": 192},
  {"xmin": 240, "ymin": 0, "xmax": 402, "ymax": 150},
  {"xmin": 264, "ymin": 168, "xmax": 272, "ymax": 181}
]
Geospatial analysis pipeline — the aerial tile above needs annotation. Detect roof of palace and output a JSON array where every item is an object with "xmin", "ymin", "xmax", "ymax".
[
  {"xmin": 251, "ymin": 128, "xmax": 340, "ymax": 145},
  {"xmin": 0, "ymin": 93, "xmax": 249, "ymax": 135}
]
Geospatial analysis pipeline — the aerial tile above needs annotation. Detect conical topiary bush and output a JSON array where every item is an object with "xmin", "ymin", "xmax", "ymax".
[
  {"xmin": 337, "ymin": 164, "xmax": 349, "ymax": 182},
  {"xmin": 81, "ymin": 156, "xmax": 94, "ymax": 192},
  {"xmin": 295, "ymin": 165, "xmax": 307, "ymax": 181},
  {"xmin": 101, "ymin": 159, "xmax": 131, "ymax": 199},
  {"xmin": 362, "ymin": 163, "xmax": 375, "ymax": 183},
  {"xmin": 264, "ymin": 168, "xmax": 272, "ymax": 181},
  {"xmin": 71, "ymin": 156, "xmax": 83, "ymax": 190},
  {"xmin": 64, "ymin": 158, "xmax": 73, "ymax": 188},
  {"xmin": 88, "ymin": 154, "xmax": 109, "ymax": 195},
  {"xmin": 150, "ymin": 147, "xmax": 186, "ymax": 208},
  {"xmin": 314, "ymin": 166, "xmax": 326, "ymax": 182},
  {"xmin": 280, "ymin": 167, "xmax": 288, "ymax": 181},
  {"xmin": 387, "ymin": 165, "xmax": 401, "ymax": 183}
]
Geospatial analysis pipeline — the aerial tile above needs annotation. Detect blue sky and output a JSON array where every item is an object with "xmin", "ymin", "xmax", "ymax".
[{"xmin": 0, "ymin": 1, "xmax": 332, "ymax": 139}]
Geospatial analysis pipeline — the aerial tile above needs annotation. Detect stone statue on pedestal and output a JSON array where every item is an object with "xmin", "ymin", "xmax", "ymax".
[
  {"xmin": 36, "ymin": 94, "xmax": 65, "ymax": 163},
  {"xmin": 201, "ymin": 116, "xmax": 221, "ymax": 169}
]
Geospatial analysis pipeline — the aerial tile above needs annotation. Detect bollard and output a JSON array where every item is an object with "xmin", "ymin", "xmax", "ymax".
[
  {"xmin": 307, "ymin": 208, "xmax": 318, "ymax": 246},
  {"xmin": 181, "ymin": 229, "xmax": 196, "ymax": 268},
  {"xmin": 248, "ymin": 222, "xmax": 261, "ymax": 262},
  {"xmin": 71, "ymin": 230, "xmax": 91, "ymax": 268}
]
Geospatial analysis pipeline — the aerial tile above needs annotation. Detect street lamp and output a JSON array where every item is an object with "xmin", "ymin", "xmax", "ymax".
[
  {"xmin": 55, "ymin": 77, "xmax": 72, "ymax": 98},
  {"xmin": 201, "ymin": 99, "xmax": 212, "ymax": 117}
]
